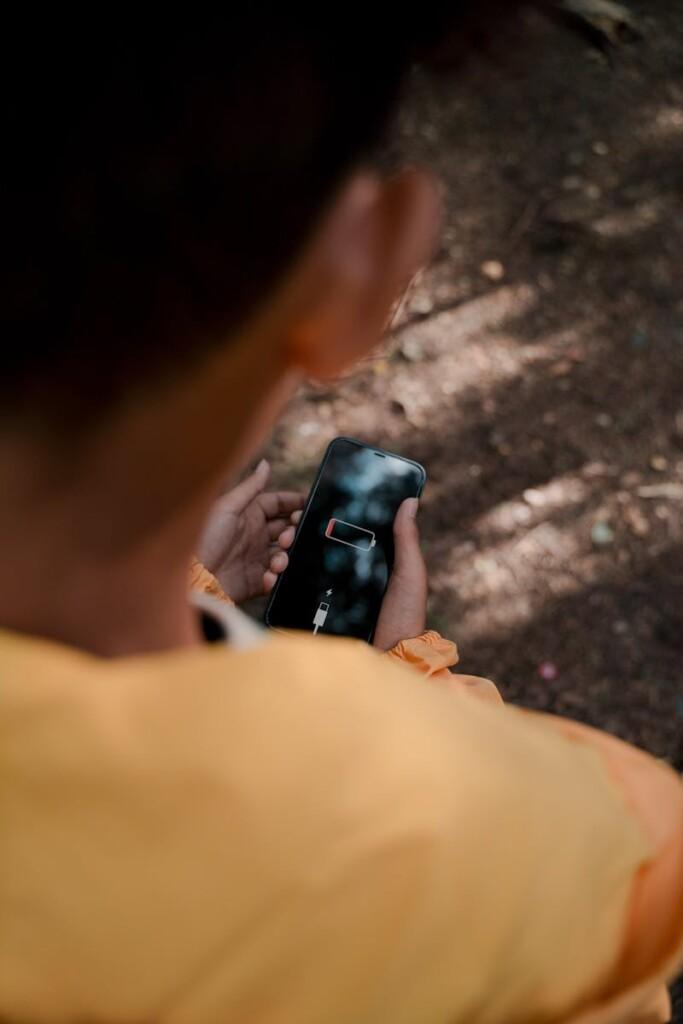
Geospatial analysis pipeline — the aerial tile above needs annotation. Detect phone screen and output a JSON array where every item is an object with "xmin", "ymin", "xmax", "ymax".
[{"xmin": 265, "ymin": 438, "xmax": 425, "ymax": 641}]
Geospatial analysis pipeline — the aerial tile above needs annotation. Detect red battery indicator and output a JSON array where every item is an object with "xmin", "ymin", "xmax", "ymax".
[{"xmin": 325, "ymin": 518, "xmax": 376, "ymax": 551}]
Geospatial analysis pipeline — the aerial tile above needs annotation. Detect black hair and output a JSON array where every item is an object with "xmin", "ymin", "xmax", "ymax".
[{"xmin": 1, "ymin": 8, "xmax": 531, "ymax": 431}]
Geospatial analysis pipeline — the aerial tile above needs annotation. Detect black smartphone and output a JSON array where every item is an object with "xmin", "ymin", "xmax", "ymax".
[{"xmin": 265, "ymin": 437, "xmax": 426, "ymax": 642}]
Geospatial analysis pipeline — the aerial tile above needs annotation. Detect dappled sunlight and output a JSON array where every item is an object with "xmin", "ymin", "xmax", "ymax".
[
  {"xmin": 651, "ymin": 105, "xmax": 683, "ymax": 137},
  {"xmin": 431, "ymin": 515, "xmax": 585, "ymax": 639},
  {"xmin": 591, "ymin": 197, "xmax": 666, "ymax": 239},
  {"xmin": 474, "ymin": 470, "xmax": 593, "ymax": 539},
  {"xmin": 395, "ymin": 282, "xmax": 539, "ymax": 344},
  {"xmin": 267, "ymin": 2, "xmax": 683, "ymax": 776}
]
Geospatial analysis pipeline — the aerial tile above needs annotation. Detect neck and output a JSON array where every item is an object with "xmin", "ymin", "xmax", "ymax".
[
  {"xmin": 0, "ymin": 313, "xmax": 297, "ymax": 658},
  {"xmin": 0, "ymin": 438, "xmax": 211, "ymax": 657}
]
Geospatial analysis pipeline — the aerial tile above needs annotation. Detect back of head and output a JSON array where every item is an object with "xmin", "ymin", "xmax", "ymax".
[{"xmin": 1, "ymin": 7, "xmax": 535, "ymax": 434}]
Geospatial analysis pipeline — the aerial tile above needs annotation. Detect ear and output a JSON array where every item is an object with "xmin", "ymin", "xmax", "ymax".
[{"xmin": 284, "ymin": 169, "xmax": 440, "ymax": 378}]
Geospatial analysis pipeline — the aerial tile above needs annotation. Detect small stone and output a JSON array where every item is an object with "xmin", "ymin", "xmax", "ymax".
[
  {"xmin": 591, "ymin": 521, "xmax": 615, "ymax": 546},
  {"xmin": 592, "ymin": 141, "xmax": 610, "ymax": 156},
  {"xmin": 583, "ymin": 461, "xmax": 609, "ymax": 479},
  {"xmin": 297, "ymin": 421, "xmax": 319, "ymax": 438},
  {"xmin": 613, "ymin": 620, "xmax": 629, "ymax": 636},
  {"xmin": 480, "ymin": 260, "xmax": 505, "ymax": 282},
  {"xmin": 585, "ymin": 184, "xmax": 603, "ymax": 201},
  {"xmin": 524, "ymin": 487, "xmax": 548, "ymax": 508},
  {"xmin": 513, "ymin": 504, "xmax": 533, "ymax": 525},
  {"xmin": 469, "ymin": 464, "xmax": 483, "ymax": 478},
  {"xmin": 550, "ymin": 359, "xmax": 573, "ymax": 378},
  {"xmin": 409, "ymin": 293, "xmax": 434, "ymax": 316},
  {"xmin": 623, "ymin": 505, "xmax": 650, "ymax": 537},
  {"xmin": 400, "ymin": 338, "xmax": 425, "ymax": 362},
  {"xmin": 595, "ymin": 413, "xmax": 613, "ymax": 429},
  {"xmin": 650, "ymin": 455, "xmax": 668, "ymax": 472},
  {"xmin": 538, "ymin": 661, "xmax": 559, "ymax": 682}
]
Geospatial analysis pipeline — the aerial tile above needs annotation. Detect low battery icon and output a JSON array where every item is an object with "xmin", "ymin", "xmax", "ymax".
[{"xmin": 325, "ymin": 518, "xmax": 376, "ymax": 551}]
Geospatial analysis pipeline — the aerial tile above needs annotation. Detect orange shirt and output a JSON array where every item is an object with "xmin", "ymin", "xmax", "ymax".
[{"xmin": 2, "ymin": 608, "xmax": 682, "ymax": 1023}]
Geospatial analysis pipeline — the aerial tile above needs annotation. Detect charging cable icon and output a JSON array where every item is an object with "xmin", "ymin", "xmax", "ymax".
[{"xmin": 312, "ymin": 601, "xmax": 330, "ymax": 635}]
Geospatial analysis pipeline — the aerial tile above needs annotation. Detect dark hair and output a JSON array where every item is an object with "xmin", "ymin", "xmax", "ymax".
[{"xmin": 2, "ymin": 8, "xmax": 531, "ymax": 430}]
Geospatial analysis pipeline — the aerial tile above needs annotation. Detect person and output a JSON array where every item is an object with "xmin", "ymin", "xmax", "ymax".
[{"xmin": 1, "ymin": 11, "xmax": 682, "ymax": 1024}]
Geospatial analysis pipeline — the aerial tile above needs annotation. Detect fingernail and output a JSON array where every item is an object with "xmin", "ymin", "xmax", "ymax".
[
  {"xmin": 257, "ymin": 458, "xmax": 269, "ymax": 473},
  {"xmin": 405, "ymin": 497, "xmax": 419, "ymax": 519}
]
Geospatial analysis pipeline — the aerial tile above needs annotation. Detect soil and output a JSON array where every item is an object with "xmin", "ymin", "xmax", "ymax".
[{"xmin": 264, "ymin": 3, "xmax": 683, "ymax": 1009}]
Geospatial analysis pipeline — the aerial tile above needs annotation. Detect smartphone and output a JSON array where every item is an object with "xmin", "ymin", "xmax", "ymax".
[{"xmin": 265, "ymin": 437, "xmax": 426, "ymax": 642}]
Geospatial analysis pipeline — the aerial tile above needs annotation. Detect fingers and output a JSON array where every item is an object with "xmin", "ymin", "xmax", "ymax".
[
  {"xmin": 259, "ymin": 490, "xmax": 307, "ymax": 519},
  {"xmin": 277, "ymin": 510, "xmax": 302, "ymax": 550},
  {"xmin": 277, "ymin": 526, "xmax": 294, "ymax": 549},
  {"xmin": 263, "ymin": 548, "xmax": 289, "ymax": 594},
  {"xmin": 267, "ymin": 519, "xmax": 289, "ymax": 541},
  {"xmin": 269, "ymin": 550, "xmax": 288, "ymax": 574},
  {"xmin": 224, "ymin": 459, "xmax": 271, "ymax": 513}
]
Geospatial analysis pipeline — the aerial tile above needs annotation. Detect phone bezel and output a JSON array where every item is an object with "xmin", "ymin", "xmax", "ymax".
[{"xmin": 264, "ymin": 436, "xmax": 426, "ymax": 633}]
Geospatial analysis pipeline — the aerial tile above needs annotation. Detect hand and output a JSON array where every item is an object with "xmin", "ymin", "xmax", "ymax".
[
  {"xmin": 373, "ymin": 498, "xmax": 428, "ymax": 651},
  {"xmin": 199, "ymin": 460, "xmax": 305, "ymax": 605}
]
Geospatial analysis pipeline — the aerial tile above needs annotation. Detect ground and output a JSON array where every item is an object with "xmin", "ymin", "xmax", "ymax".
[{"xmin": 263, "ymin": 2, "xmax": 683, "ymax": 1007}]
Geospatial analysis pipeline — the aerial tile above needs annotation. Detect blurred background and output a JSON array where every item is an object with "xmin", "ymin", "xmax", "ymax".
[{"xmin": 265, "ymin": 2, "xmax": 682, "ymax": 768}]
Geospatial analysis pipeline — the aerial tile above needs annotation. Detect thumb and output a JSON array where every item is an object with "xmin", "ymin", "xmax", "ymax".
[
  {"xmin": 224, "ymin": 458, "xmax": 271, "ymax": 513},
  {"xmin": 392, "ymin": 498, "xmax": 423, "ymax": 577},
  {"xmin": 373, "ymin": 498, "xmax": 427, "ymax": 651}
]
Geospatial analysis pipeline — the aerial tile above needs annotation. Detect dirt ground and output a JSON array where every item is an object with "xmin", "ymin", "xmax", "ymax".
[{"xmin": 265, "ymin": 3, "xmax": 683, "ymax": 1006}]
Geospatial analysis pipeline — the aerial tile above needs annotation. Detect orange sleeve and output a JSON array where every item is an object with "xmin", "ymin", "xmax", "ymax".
[
  {"xmin": 188, "ymin": 558, "xmax": 234, "ymax": 605},
  {"xmin": 386, "ymin": 631, "xmax": 504, "ymax": 705},
  {"xmin": 386, "ymin": 631, "xmax": 459, "ymax": 679}
]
